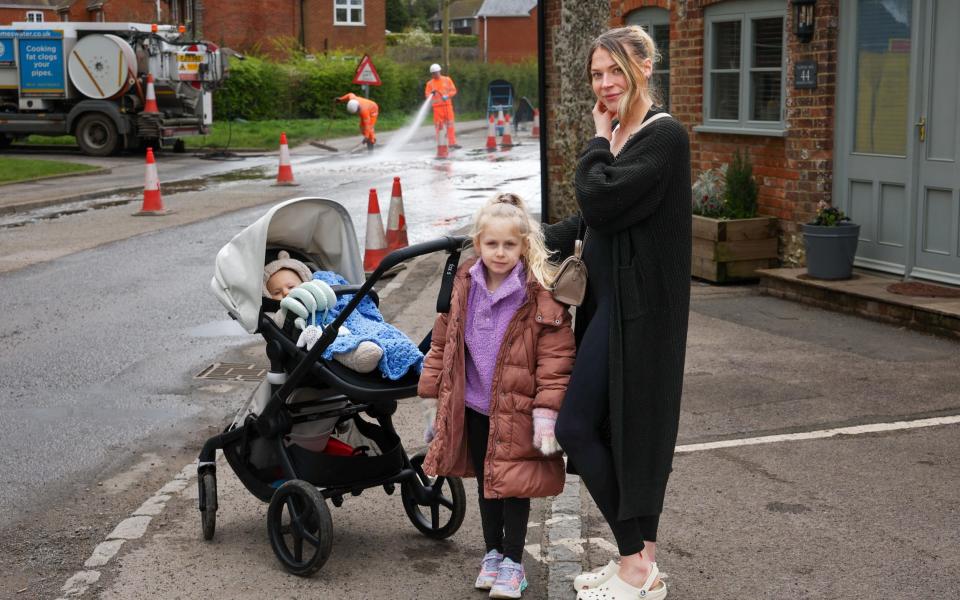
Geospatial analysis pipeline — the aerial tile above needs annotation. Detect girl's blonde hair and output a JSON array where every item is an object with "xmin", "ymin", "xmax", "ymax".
[
  {"xmin": 586, "ymin": 25, "xmax": 661, "ymax": 125},
  {"xmin": 469, "ymin": 192, "xmax": 558, "ymax": 289}
]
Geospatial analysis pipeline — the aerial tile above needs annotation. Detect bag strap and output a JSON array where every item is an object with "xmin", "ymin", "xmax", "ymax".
[
  {"xmin": 638, "ymin": 111, "xmax": 672, "ymax": 131},
  {"xmin": 436, "ymin": 247, "xmax": 462, "ymax": 313}
]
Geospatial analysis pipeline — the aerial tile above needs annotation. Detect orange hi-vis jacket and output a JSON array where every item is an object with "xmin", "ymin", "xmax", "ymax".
[
  {"xmin": 337, "ymin": 93, "xmax": 379, "ymax": 144},
  {"xmin": 425, "ymin": 76, "xmax": 457, "ymax": 111}
]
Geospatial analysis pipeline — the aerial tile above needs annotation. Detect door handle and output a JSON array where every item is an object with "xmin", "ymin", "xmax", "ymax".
[{"xmin": 916, "ymin": 117, "xmax": 926, "ymax": 142}]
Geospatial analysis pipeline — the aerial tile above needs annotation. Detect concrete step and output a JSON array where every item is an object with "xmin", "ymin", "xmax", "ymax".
[{"xmin": 758, "ymin": 267, "xmax": 960, "ymax": 341}]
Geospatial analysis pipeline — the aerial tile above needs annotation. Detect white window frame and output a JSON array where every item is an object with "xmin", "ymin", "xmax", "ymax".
[
  {"xmin": 26, "ymin": 10, "xmax": 44, "ymax": 22},
  {"xmin": 696, "ymin": 0, "xmax": 786, "ymax": 137},
  {"xmin": 334, "ymin": 0, "xmax": 364, "ymax": 26},
  {"xmin": 625, "ymin": 7, "xmax": 671, "ymax": 111}
]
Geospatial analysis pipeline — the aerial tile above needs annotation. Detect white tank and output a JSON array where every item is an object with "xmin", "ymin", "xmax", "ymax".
[{"xmin": 67, "ymin": 34, "xmax": 137, "ymax": 100}]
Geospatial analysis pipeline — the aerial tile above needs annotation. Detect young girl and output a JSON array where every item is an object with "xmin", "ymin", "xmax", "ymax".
[{"xmin": 419, "ymin": 193, "xmax": 576, "ymax": 599}]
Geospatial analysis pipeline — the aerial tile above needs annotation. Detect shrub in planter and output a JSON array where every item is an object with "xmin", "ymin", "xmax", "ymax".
[
  {"xmin": 690, "ymin": 154, "xmax": 779, "ymax": 283},
  {"xmin": 802, "ymin": 201, "xmax": 860, "ymax": 280}
]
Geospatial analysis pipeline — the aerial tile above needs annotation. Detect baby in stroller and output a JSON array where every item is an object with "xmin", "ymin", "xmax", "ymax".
[{"xmin": 263, "ymin": 250, "xmax": 383, "ymax": 373}]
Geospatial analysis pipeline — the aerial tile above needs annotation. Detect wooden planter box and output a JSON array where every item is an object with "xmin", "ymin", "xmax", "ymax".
[{"xmin": 692, "ymin": 215, "xmax": 779, "ymax": 283}]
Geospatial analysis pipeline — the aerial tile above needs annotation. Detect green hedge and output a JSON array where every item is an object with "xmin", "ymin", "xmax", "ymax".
[
  {"xmin": 386, "ymin": 33, "xmax": 478, "ymax": 47},
  {"xmin": 214, "ymin": 54, "xmax": 538, "ymax": 120}
]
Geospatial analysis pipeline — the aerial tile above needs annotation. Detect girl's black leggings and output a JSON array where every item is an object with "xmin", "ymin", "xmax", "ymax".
[
  {"xmin": 555, "ymin": 303, "xmax": 659, "ymax": 556},
  {"xmin": 465, "ymin": 407, "xmax": 530, "ymax": 563}
]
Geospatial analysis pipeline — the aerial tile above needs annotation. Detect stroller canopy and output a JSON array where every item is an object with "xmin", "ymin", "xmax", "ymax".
[{"xmin": 211, "ymin": 197, "xmax": 365, "ymax": 333}]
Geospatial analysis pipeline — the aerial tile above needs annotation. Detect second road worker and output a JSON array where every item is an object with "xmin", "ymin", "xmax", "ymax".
[
  {"xmin": 336, "ymin": 93, "xmax": 379, "ymax": 151},
  {"xmin": 424, "ymin": 63, "xmax": 460, "ymax": 149}
]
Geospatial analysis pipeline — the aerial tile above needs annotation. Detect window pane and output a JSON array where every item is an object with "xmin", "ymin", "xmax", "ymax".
[
  {"xmin": 751, "ymin": 71, "xmax": 781, "ymax": 120},
  {"xmin": 653, "ymin": 24, "xmax": 670, "ymax": 70},
  {"xmin": 712, "ymin": 21, "xmax": 741, "ymax": 69},
  {"xmin": 753, "ymin": 17, "xmax": 782, "ymax": 68},
  {"xmin": 335, "ymin": 0, "xmax": 345, "ymax": 5},
  {"xmin": 711, "ymin": 72, "xmax": 739, "ymax": 119},
  {"xmin": 336, "ymin": 7, "xmax": 347, "ymax": 21},
  {"xmin": 351, "ymin": 8, "xmax": 362, "ymax": 22},
  {"xmin": 350, "ymin": 0, "xmax": 362, "ymax": 6},
  {"xmin": 853, "ymin": 0, "xmax": 912, "ymax": 155}
]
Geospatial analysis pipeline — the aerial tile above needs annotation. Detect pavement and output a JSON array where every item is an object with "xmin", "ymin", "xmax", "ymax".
[{"xmin": 4, "ymin": 120, "xmax": 960, "ymax": 599}]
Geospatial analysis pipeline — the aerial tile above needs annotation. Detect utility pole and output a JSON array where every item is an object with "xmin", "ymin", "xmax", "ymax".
[{"xmin": 441, "ymin": 0, "xmax": 450, "ymax": 69}]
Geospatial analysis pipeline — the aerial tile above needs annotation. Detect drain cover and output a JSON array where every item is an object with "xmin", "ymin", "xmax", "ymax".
[{"xmin": 195, "ymin": 362, "xmax": 267, "ymax": 382}]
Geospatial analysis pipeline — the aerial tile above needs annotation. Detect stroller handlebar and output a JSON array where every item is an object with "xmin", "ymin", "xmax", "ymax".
[{"xmin": 374, "ymin": 235, "xmax": 468, "ymax": 275}]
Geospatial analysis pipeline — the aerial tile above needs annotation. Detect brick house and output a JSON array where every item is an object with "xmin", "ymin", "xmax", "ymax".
[
  {"xmin": 476, "ymin": 0, "xmax": 536, "ymax": 63},
  {"xmin": 429, "ymin": 0, "xmax": 483, "ymax": 35},
  {"xmin": 0, "ymin": 0, "xmax": 57, "ymax": 24},
  {"xmin": 544, "ymin": 0, "xmax": 959, "ymax": 285},
  {"xmin": 49, "ymin": 0, "xmax": 385, "ymax": 56}
]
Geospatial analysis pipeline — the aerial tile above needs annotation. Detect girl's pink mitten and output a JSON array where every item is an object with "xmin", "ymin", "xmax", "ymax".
[{"xmin": 532, "ymin": 408, "xmax": 560, "ymax": 455}]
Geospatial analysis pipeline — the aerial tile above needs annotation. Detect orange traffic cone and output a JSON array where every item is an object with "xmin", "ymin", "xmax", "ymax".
[
  {"xmin": 531, "ymin": 108, "xmax": 540, "ymax": 138},
  {"xmin": 485, "ymin": 114, "xmax": 497, "ymax": 152},
  {"xmin": 133, "ymin": 147, "xmax": 171, "ymax": 216},
  {"xmin": 274, "ymin": 132, "xmax": 299, "ymax": 186},
  {"xmin": 501, "ymin": 114, "xmax": 514, "ymax": 148},
  {"xmin": 385, "ymin": 176, "xmax": 409, "ymax": 251},
  {"xmin": 363, "ymin": 188, "xmax": 389, "ymax": 273},
  {"xmin": 496, "ymin": 109, "xmax": 505, "ymax": 137},
  {"xmin": 143, "ymin": 74, "xmax": 160, "ymax": 114},
  {"xmin": 436, "ymin": 122, "xmax": 449, "ymax": 159}
]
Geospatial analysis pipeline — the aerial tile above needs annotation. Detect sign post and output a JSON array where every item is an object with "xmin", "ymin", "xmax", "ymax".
[{"xmin": 352, "ymin": 54, "xmax": 381, "ymax": 98}]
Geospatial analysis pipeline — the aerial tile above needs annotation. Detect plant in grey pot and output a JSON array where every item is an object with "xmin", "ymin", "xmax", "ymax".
[{"xmin": 802, "ymin": 201, "xmax": 861, "ymax": 280}]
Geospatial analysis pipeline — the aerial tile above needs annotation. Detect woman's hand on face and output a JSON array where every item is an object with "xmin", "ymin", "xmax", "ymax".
[{"xmin": 592, "ymin": 99, "xmax": 615, "ymax": 140}]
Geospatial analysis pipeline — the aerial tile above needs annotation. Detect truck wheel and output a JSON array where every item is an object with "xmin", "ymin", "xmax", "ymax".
[{"xmin": 75, "ymin": 113, "xmax": 119, "ymax": 156}]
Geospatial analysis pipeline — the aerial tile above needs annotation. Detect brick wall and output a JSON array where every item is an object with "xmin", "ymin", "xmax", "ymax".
[
  {"xmin": 202, "ymin": 0, "xmax": 299, "ymax": 52},
  {"xmin": 0, "ymin": 7, "xmax": 57, "ymax": 24},
  {"xmin": 596, "ymin": 0, "xmax": 840, "ymax": 247},
  {"xmin": 303, "ymin": 0, "xmax": 386, "ymax": 55},
  {"xmin": 479, "ymin": 10, "xmax": 537, "ymax": 64}
]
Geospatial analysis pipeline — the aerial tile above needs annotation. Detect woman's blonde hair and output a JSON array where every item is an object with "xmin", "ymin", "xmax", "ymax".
[
  {"xmin": 586, "ymin": 25, "xmax": 661, "ymax": 125},
  {"xmin": 469, "ymin": 192, "xmax": 558, "ymax": 289}
]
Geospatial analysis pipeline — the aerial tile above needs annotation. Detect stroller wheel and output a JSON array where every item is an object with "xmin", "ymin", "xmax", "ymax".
[
  {"xmin": 401, "ymin": 449, "xmax": 466, "ymax": 539},
  {"xmin": 200, "ymin": 470, "xmax": 217, "ymax": 541},
  {"xmin": 267, "ymin": 480, "xmax": 333, "ymax": 577}
]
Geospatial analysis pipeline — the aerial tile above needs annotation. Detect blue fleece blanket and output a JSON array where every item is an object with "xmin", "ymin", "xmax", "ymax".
[{"xmin": 312, "ymin": 271, "xmax": 423, "ymax": 380}]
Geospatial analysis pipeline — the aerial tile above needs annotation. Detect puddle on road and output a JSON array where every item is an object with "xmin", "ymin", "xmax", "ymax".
[
  {"xmin": 187, "ymin": 319, "xmax": 250, "ymax": 337},
  {"xmin": 208, "ymin": 167, "xmax": 270, "ymax": 183}
]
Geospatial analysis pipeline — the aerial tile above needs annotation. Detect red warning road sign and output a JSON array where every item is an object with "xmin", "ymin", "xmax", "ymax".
[{"xmin": 352, "ymin": 55, "xmax": 382, "ymax": 86}]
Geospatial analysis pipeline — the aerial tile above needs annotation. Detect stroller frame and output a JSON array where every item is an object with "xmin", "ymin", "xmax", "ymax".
[{"xmin": 198, "ymin": 233, "xmax": 468, "ymax": 576}]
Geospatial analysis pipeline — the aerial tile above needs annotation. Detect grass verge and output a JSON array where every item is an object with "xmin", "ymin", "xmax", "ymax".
[
  {"xmin": 23, "ymin": 112, "xmax": 488, "ymax": 151},
  {"xmin": 0, "ymin": 157, "xmax": 99, "ymax": 184}
]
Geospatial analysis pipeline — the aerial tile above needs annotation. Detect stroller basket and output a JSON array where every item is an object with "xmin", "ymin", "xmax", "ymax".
[{"xmin": 288, "ymin": 416, "xmax": 403, "ymax": 488}]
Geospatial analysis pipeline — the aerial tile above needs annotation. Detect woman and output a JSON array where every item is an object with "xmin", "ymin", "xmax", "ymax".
[{"xmin": 548, "ymin": 26, "xmax": 691, "ymax": 600}]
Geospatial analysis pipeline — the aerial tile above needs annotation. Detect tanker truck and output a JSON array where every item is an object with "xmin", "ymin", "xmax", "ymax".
[{"xmin": 0, "ymin": 22, "xmax": 226, "ymax": 156}]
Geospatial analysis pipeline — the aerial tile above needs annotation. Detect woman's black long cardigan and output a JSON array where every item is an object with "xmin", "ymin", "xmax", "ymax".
[{"xmin": 546, "ymin": 113, "xmax": 691, "ymax": 519}]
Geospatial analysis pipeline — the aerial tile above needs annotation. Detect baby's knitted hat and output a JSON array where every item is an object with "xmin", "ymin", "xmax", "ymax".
[{"xmin": 263, "ymin": 250, "xmax": 313, "ymax": 297}]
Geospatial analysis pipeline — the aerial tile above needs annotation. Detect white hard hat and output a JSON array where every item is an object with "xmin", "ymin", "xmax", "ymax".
[
  {"xmin": 346, "ymin": 99, "xmax": 359, "ymax": 114},
  {"xmin": 429, "ymin": 63, "xmax": 442, "ymax": 74}
]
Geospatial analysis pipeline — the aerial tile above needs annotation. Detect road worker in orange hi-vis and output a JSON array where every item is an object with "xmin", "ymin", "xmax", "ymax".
[
  {"xmin": 336, "ymin": 93, "xmax": 379, "ymax": 151},
  {"xmin": 424, "ymin": 63, "xmax": 460, "ymax": 149}
]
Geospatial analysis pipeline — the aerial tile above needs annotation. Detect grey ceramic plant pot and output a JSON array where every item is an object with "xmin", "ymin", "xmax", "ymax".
[{"xmin": 802, "ymin": 222, "xmax": 861, "ymax": 280}]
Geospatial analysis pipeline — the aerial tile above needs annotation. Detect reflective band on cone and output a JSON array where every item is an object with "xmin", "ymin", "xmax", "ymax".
[
  {"xmin": 274, "ymin": 132, "xmax": 299, "ymax": 186},
  {"xmin": 386, "ymin": 176, "xmax": 409, "ymax": 251},
  {"xmin": 485, "ymin": 114, "xmax": 497, "ymax": 152},
  {"xmin": 501, "ymin": 115, "xmax": 514, "ymax": 148},
  {"xmin": 143, "ymin": 73, "xmax": 159, "ymax": 114},
  {"xmin": 496, "ymin": 109, "xmax": 505, "ymax": 137},
  {"xmin": 532, "ymin": 108, "xmax": 540, "ymax": 138},
  {"xmin": 436, "ymin": 123, "xmax": 449, "ymax": 159},
  {"xmin": 133, "ymin": 147, "xmax": 171, "ymax": 216},
  {"xmin": 364, "ymin": 188, "xmax": 389, "ymax": 273}
]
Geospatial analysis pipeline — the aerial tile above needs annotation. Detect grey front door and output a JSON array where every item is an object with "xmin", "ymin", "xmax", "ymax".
[
  {"xmin": 835, "ymin": 0, "xmax": 960, "ymax": 284},
  {"xmin": 911, "ymin": 0, "xmax": 960, "ymax": 284}
]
